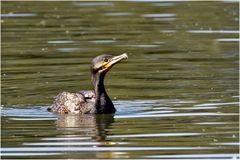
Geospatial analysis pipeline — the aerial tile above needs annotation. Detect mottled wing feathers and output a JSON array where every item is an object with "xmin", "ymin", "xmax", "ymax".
[
  {"xmin": 48, "ymin": 91, "xmax": 96, "ymax": 114},
  {"xmin": 78, "ymin": 90, "xmax": 95, "ymax": 99}
]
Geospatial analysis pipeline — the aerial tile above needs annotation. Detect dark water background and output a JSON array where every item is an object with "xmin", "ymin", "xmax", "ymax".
[{"xmin": 1, "ymin": 1, "xmax": 239, "ymax": 159}]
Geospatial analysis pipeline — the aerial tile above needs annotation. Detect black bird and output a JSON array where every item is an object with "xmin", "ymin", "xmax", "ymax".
[{"xmin": 48, "ymin": 53, "xmax": 128, "ymax": 114}]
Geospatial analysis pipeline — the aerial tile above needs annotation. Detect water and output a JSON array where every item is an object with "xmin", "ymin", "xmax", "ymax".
[{"xmin": 1, "ymin": 1, "xmax": 239, "ymax": 159}]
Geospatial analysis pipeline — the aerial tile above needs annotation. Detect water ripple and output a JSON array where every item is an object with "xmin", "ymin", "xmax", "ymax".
[
  {"xmin": 2, "ymin": 153, "xmax": 62, "ymax": 156},
  {"xmin": 216, "ymin": 38, "xmax": 239, "ymax": 42},
  {"xmin": 73, "ymin": 2, "xmax": 113, "ymax": 7},
  {"xmin": 23, "ymin": 141, "xmax": 129, "ymax": 146},
  {"xmin": 108, "ymin": 132, "xmax": 203, "ymax": 138},
  {"xmin": 2, "ymin": 146, "xmax": 216, "ymax": 152},
  {"xmin": 194, "ymin": 102, "xmax": 239, "ymax": 107},
  {"xmin": 188, "ymin": 30, "xmax": 239, "ymax": 34},
  {"xmin": 152, "ymin": 3, "xmax": 175, "ymax": 7},
  {"xmin": 1, "ymin": 13, "xmax": 37, "ymax": 17},
  {"xmin": 42, "ymin": 137, "xmax": 92, "ymax": 141},
  {"xmin": 104, "ymin": 12, "xmax": 133, "ymax": 16},
  {"xmin": 142, "ymin": 13, "xmax": 176, "ymax": 18},
  {"xmin": 145, "ymin": 154, "xmax": 239, "ymax": 159},
  {"xmin": 116, "ymin": 112, "xmax": 237, "ymax": 119},
  {"xmin": 48, "ymin": 40, "xmax": 74, "ymax": 44},
  {"xmin": 9, "ymin": 117, "xmax": 57, "ymax": 121}
]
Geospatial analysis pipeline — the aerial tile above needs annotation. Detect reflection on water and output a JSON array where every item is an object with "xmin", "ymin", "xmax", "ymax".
[
  {"xmin": 1, "ymin": 1, "xmax": 239, "ymax": 159},
  {"xmin": 1, "ymin": 99, "xmax": 239, "ymax": 159},
  {"xmin": 56, "ymin": 114, "xmax": 114, "ymax": 142}
]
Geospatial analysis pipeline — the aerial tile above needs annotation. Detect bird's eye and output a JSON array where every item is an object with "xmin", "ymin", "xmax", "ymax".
[{"xmin": 103, "ymin": 58, "xmax": 109, "ymax": 62}]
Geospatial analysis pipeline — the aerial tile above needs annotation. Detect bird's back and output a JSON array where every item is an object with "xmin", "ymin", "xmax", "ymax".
[{"xmin": 48, "ymin": 91, "xmax": 96, "ymax": 114}]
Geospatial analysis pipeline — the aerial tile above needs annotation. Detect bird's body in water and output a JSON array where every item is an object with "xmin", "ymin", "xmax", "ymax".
[{"xmin": 48, "ymin": 53, "xmax": 128, "ymax": 114}]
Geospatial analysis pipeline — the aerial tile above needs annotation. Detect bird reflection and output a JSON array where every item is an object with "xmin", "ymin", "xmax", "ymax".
[
  {"xmin": 56, "ymin": 114, "xmax": 114, "ymax": 141},
  {"xmin": 55, "ymin": 114, "xmax": 121, "ymax": 158}
]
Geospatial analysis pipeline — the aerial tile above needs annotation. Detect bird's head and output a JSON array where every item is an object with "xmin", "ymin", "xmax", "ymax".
[{"xmin": 91, "ymin": 53, "xmax": 128, "ymax": 75}]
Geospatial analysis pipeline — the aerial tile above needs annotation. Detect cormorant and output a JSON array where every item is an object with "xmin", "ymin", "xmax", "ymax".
[{"xmin": 48, "ymin": 53, "xmax": 128, "ymax": 114}]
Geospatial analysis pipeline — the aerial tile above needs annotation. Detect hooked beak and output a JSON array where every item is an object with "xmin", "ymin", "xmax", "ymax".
[{"xmin": 101, "ymin": 53, "xmax": 128, "ymax": 72}]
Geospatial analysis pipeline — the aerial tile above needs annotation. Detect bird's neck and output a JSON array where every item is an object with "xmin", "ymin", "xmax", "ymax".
[{"xmin": 92, "ymin": 73, "xmax": 115, "ymax": 114}]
